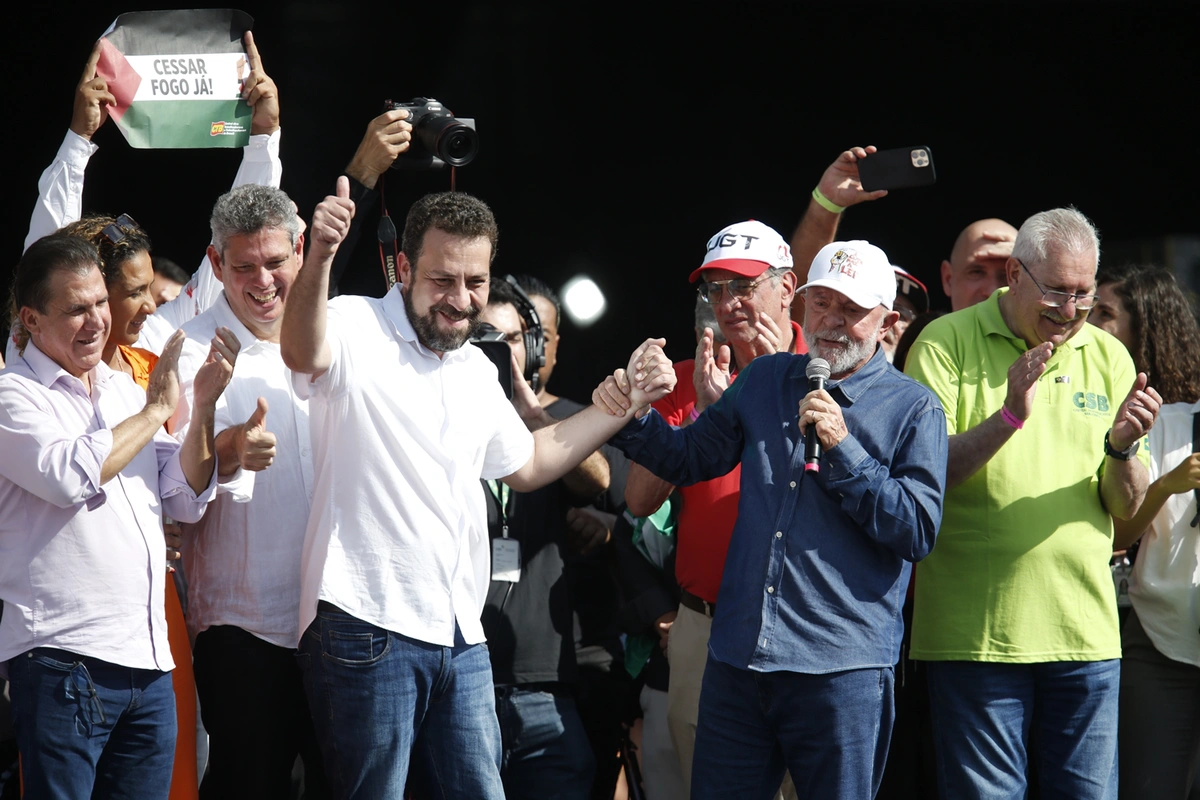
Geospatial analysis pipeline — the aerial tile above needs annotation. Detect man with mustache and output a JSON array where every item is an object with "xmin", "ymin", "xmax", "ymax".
[
  {"xmin": 623, "ymin": 219, "xmax": 806, "ymax": 798},
  {"xmin": 905, "ymin": 207, "xmax": 1162, "ymax": 799},
  {"xmin": 280, "ymin": 180, "xmax": 677, "ymax": 799},
  {"xmin": 597, "ymin": 239, "xmax": 948, "ymax": 799}
]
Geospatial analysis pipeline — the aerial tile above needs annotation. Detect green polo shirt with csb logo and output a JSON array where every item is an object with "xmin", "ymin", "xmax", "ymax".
[{"xmin": 905, "ymin": 288, "xmax": 1149, "ymax": 663}]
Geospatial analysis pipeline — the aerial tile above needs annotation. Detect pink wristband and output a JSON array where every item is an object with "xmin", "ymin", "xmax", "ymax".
[
  {"xmin": 688, "ymin": 406, "xmax": 701, "ymax": 423},
  {"xmin": 1000, "ymin": 406, "xmax": 1024, "ymax": 430}
]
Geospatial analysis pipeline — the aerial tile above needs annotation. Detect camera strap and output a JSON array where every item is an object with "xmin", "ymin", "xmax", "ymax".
[{"xmin": 377, "ymin": 175, "xmax": 401, "ymax": 291}]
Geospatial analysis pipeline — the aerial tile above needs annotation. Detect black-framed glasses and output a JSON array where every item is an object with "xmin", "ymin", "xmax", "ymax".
[
  {"xmin": 1015, "ymin": 258, "xmax": 1099, "ymax": 311},
  {"xmin": 100, "ymin": 213, "xmax": 141, "ymax": 246},
  {"xmin": 698, "ymin": 275, "xmax": 772, "ymax": 305}
]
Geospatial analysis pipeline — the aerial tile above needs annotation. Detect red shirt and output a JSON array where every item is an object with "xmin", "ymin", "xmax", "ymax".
[{"xmin": 655, "ymin": 321, "xmax": 805, "ymax": 602}]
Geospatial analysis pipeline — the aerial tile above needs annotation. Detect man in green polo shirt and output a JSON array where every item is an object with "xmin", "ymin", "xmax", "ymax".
[{"xmin": 905, "ymin": 206, "xmax": 1161, "ymax": 800}]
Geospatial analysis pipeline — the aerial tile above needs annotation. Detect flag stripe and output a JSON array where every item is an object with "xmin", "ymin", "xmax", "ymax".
[
  {"xmin": 103, "ymin": 9, "xmax": 253, "ymax": 56},
  {"xmin": 117, "ymin": 99, "xmax": 251, "ymax": 149}
]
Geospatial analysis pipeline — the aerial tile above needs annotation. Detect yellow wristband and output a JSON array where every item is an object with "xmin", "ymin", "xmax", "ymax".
[{"xmin": 812, "ymin": 186, "xmax": 845, "ymax": 214}]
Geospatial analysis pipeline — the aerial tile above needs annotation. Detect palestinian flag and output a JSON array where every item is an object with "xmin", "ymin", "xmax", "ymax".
[{"xmin": 96, "ymin": 9, "xmax": 254, "ymax": 149}]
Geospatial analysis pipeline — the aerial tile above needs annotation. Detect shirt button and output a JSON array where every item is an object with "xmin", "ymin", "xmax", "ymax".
[
  {"xmin": 790, "ymin": 481, "xmax": 797, "ymax": 489},
  {"xmin": 775, "ymin": 531, "xmax": 783, "ymax": 539},
  {"xmin": 767, "ymin": 586, "xmax": 775, "ymax": 594}
]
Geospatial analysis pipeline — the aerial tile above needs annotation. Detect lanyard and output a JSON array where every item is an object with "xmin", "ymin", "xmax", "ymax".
[{"xmin": 486, "ymin": 480, "xmax": 513, "ymax": 538}]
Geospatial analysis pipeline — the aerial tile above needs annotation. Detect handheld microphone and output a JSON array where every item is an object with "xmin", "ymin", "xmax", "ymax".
[{"xmin": 804, "ymin": 358, "xmax": 831, "ymax": 473}]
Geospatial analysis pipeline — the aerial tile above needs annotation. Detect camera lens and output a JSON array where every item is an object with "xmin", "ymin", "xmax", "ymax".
[
  {"xmin": 444, "ymin": 130, "xmax": 475, "ymax": 164},
  {"xmin": 434, "ymin": 122, "xmax": 479, "ymax": 167}
]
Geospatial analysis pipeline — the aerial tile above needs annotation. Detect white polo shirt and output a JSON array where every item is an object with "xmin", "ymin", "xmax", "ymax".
[
  {"xmin": 293, "ymin": 284, "xmax": 533, "ymax": 648},
  {"xmin": 0, "ymin": 343, "xmax": 217, "ymax": 676},
  {"xmin": 174, "ymin": 292, "xmax": 314, "ymax": 647}
]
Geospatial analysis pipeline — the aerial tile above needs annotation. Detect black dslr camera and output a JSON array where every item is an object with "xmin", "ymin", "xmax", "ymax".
[{"xmin": 385, "ymin": 97, "xmax": 479, "ymax": 170}]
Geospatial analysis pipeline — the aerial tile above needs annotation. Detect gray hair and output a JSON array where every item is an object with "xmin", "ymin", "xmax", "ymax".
[
  {"xmin": 1012, "ymin": 207, "xmax": 1100, "ymax": 270},
  {"xmin": 210, "ymin": 184, "xmax": 301, "ymax": 257}
]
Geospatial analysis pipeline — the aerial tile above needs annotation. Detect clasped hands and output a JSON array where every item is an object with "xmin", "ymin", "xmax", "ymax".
[{"xmin": 592, "ymin": 338, "xmax": 677, "ymax": 418}]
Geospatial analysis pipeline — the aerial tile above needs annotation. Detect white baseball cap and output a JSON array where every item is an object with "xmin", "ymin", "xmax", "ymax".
[
  {"xmin": 801, "ymin": 241, "xmax": 896, "ymax": 310},
  {"xmin": 688, "ymin": 220, "xmax": 793, "ymax": 283}
]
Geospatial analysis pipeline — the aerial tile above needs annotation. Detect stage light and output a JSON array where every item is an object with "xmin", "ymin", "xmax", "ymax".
[{"xmin": 562, "ymin": 276, "xmax": 606, "ymax": 326}]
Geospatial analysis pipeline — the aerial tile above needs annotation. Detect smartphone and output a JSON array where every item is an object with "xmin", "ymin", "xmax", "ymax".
[{"xmin": 857, "ymin": 146, "xmax": 937, "ymax": 192}]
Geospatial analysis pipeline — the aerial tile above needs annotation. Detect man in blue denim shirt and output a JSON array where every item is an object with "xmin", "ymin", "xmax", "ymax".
[{"xmin": 595, "ymin": 240, "xmax": 947, "ymax": 799}]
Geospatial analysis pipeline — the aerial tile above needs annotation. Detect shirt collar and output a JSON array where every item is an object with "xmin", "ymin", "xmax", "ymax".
[
  {"xmin": 212, "ymin": 291, "xmax": 273, "ymax": 353},
  {"xmin": 978, "ymin": 287, "xmax": 1088, "ymax": 358},
  {"xmin": 381, "ymin": 282, "xmax": 475, "ymax": 363},
  {"xmin": 826, "ymin": 344, "xmax": 890, "ymax": 405},
  {"xmin": 20, "ymin": 340, "xmax": 112, "ymax": 391}
]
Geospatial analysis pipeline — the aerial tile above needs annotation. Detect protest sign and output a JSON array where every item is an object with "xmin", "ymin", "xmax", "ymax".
[{"xmin": 96, "ymin": 9, "xmax": 254, "ymax": 148}]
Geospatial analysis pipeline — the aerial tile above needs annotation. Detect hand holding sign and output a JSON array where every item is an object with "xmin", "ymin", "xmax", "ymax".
[
  {"xmin": 241, "ymin": 31, "xmax": 279, "ymax": 135},
  {"xmin": 71, "ymin": 41, "xmax": 116, "ymax": 141},
  {"xmin": 94, "ymin": 9, "xmax": 255, "ymax": 148}
]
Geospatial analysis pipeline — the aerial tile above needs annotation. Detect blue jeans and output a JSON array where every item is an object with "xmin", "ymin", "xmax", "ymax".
[
  {"xmin": 7, "ymin": 648, "xmax": 176, "ymax": 800},
  {"xmin": 297, "ymin": 603, "xmax": 504, "ymax": 800},
  {"xmin": 494, "ymin": 685, "xmax": 594, "ymax": 800},
  {"xmin": 691, "ymin": 653, "xmax": 894, "ymax": 799},
  {"xmin": 926, "ymin": 660, "xmax": 1120, "ymax": 800}
]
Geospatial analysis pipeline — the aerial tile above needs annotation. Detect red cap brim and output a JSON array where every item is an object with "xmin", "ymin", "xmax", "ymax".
[{"xmin": 688, "ymin": 258, "xmax": 774, "ymax": 283}]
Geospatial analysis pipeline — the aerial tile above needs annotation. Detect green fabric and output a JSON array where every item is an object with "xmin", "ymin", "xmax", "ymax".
[
  {"xmin": 630, "ymin": 495, "xmax": 677, "ymax": 571},
  {"xmin": 624, "ymin": 634, "xmax": 656, "ymax": 679},
  {"xmin": 906, "ymin": 289, "xmax": 1148, "ymax": 663}
]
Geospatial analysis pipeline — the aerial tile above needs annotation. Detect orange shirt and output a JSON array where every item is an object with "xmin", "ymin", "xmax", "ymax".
[{"xmin": 118, "ymin": 345, "xmax": 159, "ymax": 389}]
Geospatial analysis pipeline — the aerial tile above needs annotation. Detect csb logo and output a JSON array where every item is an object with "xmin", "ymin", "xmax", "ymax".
[
  {"xmin": 1073, "ymin": 392, "xmax": 1109, "ymax": 413},
  {"xmin": 210, "ymin": 121, "xmax": 226, "ymax": 136}
]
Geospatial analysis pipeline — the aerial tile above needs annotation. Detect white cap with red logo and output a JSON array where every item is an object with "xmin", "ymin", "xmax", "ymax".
[
  {"xmin": 688, "ymin": 220, "xmax": 793, "ymax": 283},
  {"xmin": 801, "ymin": 241, "xmax": 896, "ymax": 311}
]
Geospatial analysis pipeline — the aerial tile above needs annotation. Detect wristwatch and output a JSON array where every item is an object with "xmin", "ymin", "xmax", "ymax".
[{"xmin": 1103, "ymin": 430, "xmax": 1139, "ymax": 461}]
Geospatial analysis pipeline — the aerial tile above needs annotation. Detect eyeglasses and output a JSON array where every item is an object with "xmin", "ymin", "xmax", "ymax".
[
  {"xmin": 896, "ymin": 306, "xmax": 917, "ymax": 324},
  {"xmin": 100, "ymin": 213, "xmax": 141, "ymax": 246},
  {"xmin": 1015, "ymin": 258, "xmax": 1099, "ymax": 311},
  {"xmin": 697, "ymin": 275, "xmax": 772, "ymax": 305}
]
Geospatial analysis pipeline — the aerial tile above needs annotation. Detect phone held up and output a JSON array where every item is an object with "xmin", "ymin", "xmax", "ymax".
[{"xmin": 857, "ymin": 146, "xmax": 937, "ymax": 192}]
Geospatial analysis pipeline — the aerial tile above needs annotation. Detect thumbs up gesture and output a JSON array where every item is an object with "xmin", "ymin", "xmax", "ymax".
[
  {"xmin": 235, "ymin": 397, "xmax": 277, "ymax": 471},
  {"xmin": 310, "ymin": 176, "xmax": 356, "ymax": 257}
]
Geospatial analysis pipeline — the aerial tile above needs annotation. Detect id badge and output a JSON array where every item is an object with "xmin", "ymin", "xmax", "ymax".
[{"xmin": 492, "ymin": 538, "xmax": 521, "ymax": 582}]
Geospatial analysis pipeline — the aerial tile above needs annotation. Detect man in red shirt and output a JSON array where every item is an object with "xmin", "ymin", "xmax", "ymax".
[{"xmin": 624, "ymin": 219, "xmax": 806, "ymax": 794}]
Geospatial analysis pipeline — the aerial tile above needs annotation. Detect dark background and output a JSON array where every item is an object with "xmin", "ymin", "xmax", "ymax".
[{"xmin": 6, "ymin": 1, "xmax": 1198, "ymax": 401}]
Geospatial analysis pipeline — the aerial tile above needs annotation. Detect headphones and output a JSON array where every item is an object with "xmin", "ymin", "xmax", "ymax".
[{"xmin": 503, "ymin": 275, "xmax": 547, "ymax": 392}]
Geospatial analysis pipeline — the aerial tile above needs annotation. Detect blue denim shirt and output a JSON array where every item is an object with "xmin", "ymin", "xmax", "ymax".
[{"xmin": 610, "ymin": 347, "xmax": 947, "ymax": 674}]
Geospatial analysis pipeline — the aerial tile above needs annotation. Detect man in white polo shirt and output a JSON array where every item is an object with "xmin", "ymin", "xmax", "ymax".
[{"xmin": 281, "ymin": 178, "xmax": 677, "ymax": 799}]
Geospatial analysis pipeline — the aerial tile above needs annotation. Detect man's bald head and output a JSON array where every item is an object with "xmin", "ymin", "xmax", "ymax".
[{"xmin": 941, "ymin": 218, "xmax": 1018, "ymax": 311}]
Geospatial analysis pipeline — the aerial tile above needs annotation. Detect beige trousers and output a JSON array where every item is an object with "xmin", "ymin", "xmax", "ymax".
[{"xmin": 665, "ymin": 603, "xmax": 795, "ymax": 799}]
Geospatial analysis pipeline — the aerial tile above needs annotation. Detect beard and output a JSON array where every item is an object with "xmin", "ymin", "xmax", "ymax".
[
  {"xmin": 802, "ymin": 322, "xmax": 882, "ymax": 376},
  {"xmin": 402, "ymin": 286, "xmax": 481, "ymax": 353}
]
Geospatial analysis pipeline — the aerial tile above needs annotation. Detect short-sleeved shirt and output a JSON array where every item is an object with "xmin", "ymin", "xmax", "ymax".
[
  {"xmin": 906, "ymin": 289, "xmax": 1147, "ymax": 663},
  {"xmin": 292, "ymin": 284, "xmax": 534, "ymax": 648}
]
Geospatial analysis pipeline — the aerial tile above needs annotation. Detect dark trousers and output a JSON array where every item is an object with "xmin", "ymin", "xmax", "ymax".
[{"xmin": 193, "ymin": 625, "xmax": 328, "ymax": 800}]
